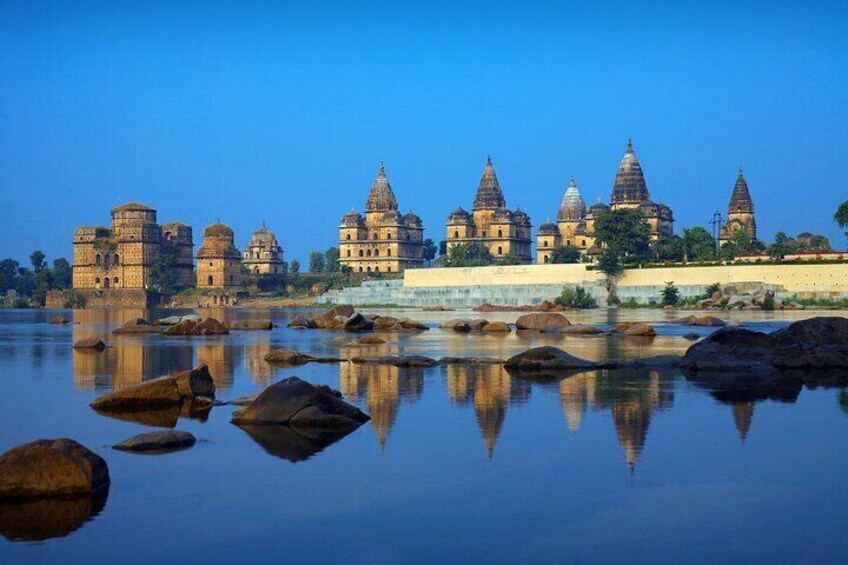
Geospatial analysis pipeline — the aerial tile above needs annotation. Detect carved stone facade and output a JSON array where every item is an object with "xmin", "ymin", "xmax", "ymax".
[
  {"xmin": 243, "ymin": 224, "xmax": 285, "ymax": 275},
  {"xmin": 719, "ymin": 170, "xmax": 756, "ymax": 245},
  {"xmin": 446, "ymin": 157, "xmax": 533, "ymax": 263},
  {"xmin": 197, "ymin": 223, "xmax": 242, "ymax": 288},
  {"xmin": 73, "ymin": 202, "xmax": 194, "ymax": 291},
  {"xmin": 536, "ymin": 140, "xmax": 674, "ymax": 263},
  {"xmin": 338, "ymin": 163, "xmax": 425, "ymax": 274}
]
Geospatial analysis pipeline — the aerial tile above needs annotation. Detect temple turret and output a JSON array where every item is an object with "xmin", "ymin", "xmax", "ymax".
[
  {"xmin": 473, "ymin": 156, "xmax": 507, "ymax": 210},
  {"xmin": 611, "ymin": 138, "xmax": 651, "ymax": 206},
  {"xmin": 365, "ymin": 162, "xmax": 399, "ymax": 213},
  {"xmin": 720, "ymin": 168, "xmax": 757, "ymax": 244}
]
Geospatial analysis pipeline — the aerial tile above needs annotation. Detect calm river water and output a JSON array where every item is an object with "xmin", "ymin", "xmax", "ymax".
[{"xmin": 1, "ymin": 307, "xmax": 846, "ymax": 564}]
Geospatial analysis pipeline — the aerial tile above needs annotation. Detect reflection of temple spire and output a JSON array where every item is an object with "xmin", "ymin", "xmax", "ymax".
[
  {"xmin": 731, "ymin": 402, "xmax": 755, "ymax": 444},
  {"xmin": 475, "ymin": 396, "xmax": 506, "ymax": 460},
  {"xmin": 612, "ymin": 402, "xmax": 650, "ymax": 474},
  {"xmin": 559, "ymin": 373, "xmax": 597, "ymax": 434}
]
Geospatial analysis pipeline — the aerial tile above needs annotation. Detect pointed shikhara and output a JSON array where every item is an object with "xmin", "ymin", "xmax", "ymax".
[
  {"xmin": 720, "ymin": 168, "xmax": 757, "ymax": 244},
  {"xmin": 445, "ymin": 156, "xmax": 533, "ymax": 263},
  {"xmin": 536, "ymin": 138, "xmax": 674, "ymax": 264},
  {"xmin": 338, "ymin": 162, "xmax": 425, "ymax": 274}
]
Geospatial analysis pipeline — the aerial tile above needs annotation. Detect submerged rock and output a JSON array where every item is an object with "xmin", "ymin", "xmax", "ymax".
[
  {"xmin": 0, "ymin": 438, "xmax": 110, "ymax": 499},
  {"xmin": 231, "ymin": 377, "xmax": 370, "ymax": 428},
  {"xmin": 438, "ymin": 356, "xmax": 505, "ymax": 365},
  {"xmin": 49, "ymin": 315, "xmax": 69, "ymax": 325},
  {"xmin": 671, "ymin": 315, "xmax": 727, "ymax": 327},
  {"xmin": 515, "ymin": 313, "xmax": 570, "ymax": 332},
  {"xmin": 73, "ymin": 337, "xmax": 106, "ymax": 351},
  {"xmin": 264, "ymin": 348, "xmax": 344, "ymax": 365},
  {"xmin": 112, "ymin": 318, "xmax": 163, "ymax": 334},
  {"xmin": 0, "ymin": 490, "xmax": 109, "ymax": 541},
  {"xmin": 559, "ymin": 324, "xmax": 605, "ymax": 335},
  {"xmin": 349, "ymin": 355, "xmax": 439, "ymax": 367},
  {"xmin": 90, "ymin": 363, "xmax": 215, "ymax": 409},
  {"xmin": 682, "ymin": 332, "xmax": 701, "ymax": 341},
  {"xmin": 235, "ymin": 424, "xmax": 356, "ymax": 463},
  {"xmin": 504, "ymin": 346, "xmax": 603, "ymax": 372},
  {"xmin": 113, "ymin": 430, "xmax": 196, "ymax": 453}
]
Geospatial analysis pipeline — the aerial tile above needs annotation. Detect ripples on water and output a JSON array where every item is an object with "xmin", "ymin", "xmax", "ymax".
[{"xmin": 0, "ymin": 308, "xmax": 846, "ymax": 563}]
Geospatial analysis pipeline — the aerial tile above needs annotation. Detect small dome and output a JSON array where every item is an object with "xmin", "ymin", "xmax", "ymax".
[
  {"xmin": 493, "ymin": 208, "xmax": 513, "ymax": 222},
  {"xmin": 112, "ymin": 202, "xmax": 155, "ymax": 214},
  {"xmin": 341, "ymin": 210, "xmax": 364, "ymax": 227},
  {"xmin": 250, "ymin": 226, "xmax": 278, "ymax": 245},
  {"xmin": 512, "ymin": 209, "xmax": 531, "ymax": 225},
  {"xmin": 204, "ymin": 222, "xmax": 234, "ymax": 238},
  {"xmin": 538, "ymin": 222, "xmax": 558, "ymax": 234},
  {"xmin": 403, "ymin": 211, "xmax": 422, "ymax": 227},
  {"xmin": 448, "ymin": 207, "xmax": 471, "ymax": 222},
  {"xmin": 559, "ymin": 177, "xmax": 587, "ymax": 221},
  {"xmin": 588, "ymin": 202, "xmax": 610, "ymax": 215}
]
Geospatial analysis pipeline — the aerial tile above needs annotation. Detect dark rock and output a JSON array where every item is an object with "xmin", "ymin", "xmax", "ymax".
[
  {"xmin": 231, "ymin": 377, "xmax": 370, "ymax": 428},
  {"xmin": 73, "ymin": 337, "xmax": 106, "ymax": 351},
  {"xmin": 90, "ymin": 363, "xmax": 215, "ymax": 409},
  {"xmin": 0, "ymin": 439, "xmax": 110, "ymax": 499},
  {"xmin": 49, "ymin": 316, "xmax": 69, "ymax": 325},
  {"xmin": 399, "ymin": 318, "xmax": 428, "ymax": 331},
  {"xmin": 438, "ymin": 356, "xmax": 506, "ymax": 365},
  {"xmin": 482, "ymin": 321, "xmax": 511, "ymax": 333},
  {"xmin": 92, "ymin": 404, "xmax": 182, "ymax": 428},
  {"xmin": 163, "ymin": 317, "xmax": 229, "ymax": 336},
  {"xmin": 225, "ymin": 319, "xmax": 273, "ymax": 330},
  {"xmin": 352, "ymin": 335, "xmax": 386, "ymax": 345},
  {"xmin": 515, "ymin": 312, "xmax": 571, "ymax": 332},
  {"xmin": 559, "ymin": 324, "xmax": 605, "ymax": 335},
  {"xmin": 372, "ymin": 316, "xmax": 401, "ymax": 330},
  {"xmin": 264, "ymin": 348, "xmax": 343, "ymax": 365},
  {"xmin": 682, "ymin": 332, "xmax": 701, "ymax": 341},
  {"xmin": 288, "ymin": 314, "xmax": 316, "ymax": 329},
  {"xmin": 343, "ymin": 313, "xmax": 374, "ymax": 332},
  {"xmin": 682, "ymin": 317, "xmax": 848, "ymax": 372},
  {"xmin": 313, "ymin": 311, "xmax": 344, "ymax": 329},
  {"xmin": 113, "ymin": 430, "xmax": 196, "ymax": 453},
  {"xmin": 328, "ymin": 305, "xmax": 355, "ymax": 318},
  {"xmin": 504, "ymin": 346, "xmax": 602, "ymax": 372},
  {"xmin": 350, "ymin": 355, "xmax": 438, "ymax": 367},
  {"xmin": 629, "ymin": 355, "xmax": 683, "ymax": 368}
]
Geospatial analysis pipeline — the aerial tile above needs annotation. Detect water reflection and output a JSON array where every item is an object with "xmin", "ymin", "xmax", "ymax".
[
  {"xmin": 235, "ymin": 424, "xmax": 356, "ymax": 462},
  {"xmin": 0, "ymin": 490, "xmax": 108, "ymax": 542}
]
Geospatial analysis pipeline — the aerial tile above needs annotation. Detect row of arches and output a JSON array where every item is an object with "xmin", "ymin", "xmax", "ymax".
[
  {"xmin": 356, "ymin": 266, "xmax": 392, "ymax": 273},
  {"xmin": 344, "ymin": 232, "xmax": 412, "ymax": 241},
  {"xmin": 94, "ymin": 276, "xmax": 119, "ymax": 289},
  {"xmin": 347, "ymin": 248, "xmax": 392, "ymax": 258},
  {"xmin": 95, "ymin": 253, "xmax": 120, "ymax": 267}
]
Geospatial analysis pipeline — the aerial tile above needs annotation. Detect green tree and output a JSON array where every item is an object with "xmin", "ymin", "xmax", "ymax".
[
  {"xmin": 324, "ymin": 247, "xmax": 340, "ymax": 272},
  {"xmin": 555, "ymin": 286, "xmax": 597, "ymax": 309},
  {"xmin": 438, "ymin": 240, "xmax": 447, "ymax": 256},
  {"xmin": 30, "ymin": 250, "xmax": 47, "ymax": 273},
  {"xmin": 550, "ymin": 245, "xmax": 582, "ymax": 264},
  {"xmin": 661, "ymin": 281, "xmax": 680, "ymax": 306},
  {"xmin": 444, "ymin": 242, "xmax": 494, "ymax": 267},
  {"xmin": 651, "ymin": 235, "xmax": 685, "ymax": 262},
  {"xmin": 498, "ymin": 253, "xmax": 521, "ymax": 265},
  {"xmin": 682, "ymin": 227, "xmax": 716, "ymax": 261},
  {"xmin": 423, "ymin": 239, "xmax": 438, "ymax": 266},
  {"xmin": 597, "ymin": 249, "xmax": 625, "ymax": 305},
  {"xmin": 720, "ymin": 230, "xmax": 765, "ymax": 260},
  {"xmin": 149, "ymin": 249, "xmax": 178, "ymax": 295},
  {"xmin": 51, "ymin": 258, "xmax": 72, "ymax": 289},
  {"xmin": 767, "ymin": 232, "xmax": 791, "ymax": 261},
  {"xmin": 290, "ymin": 259, "xmax": 300, "ymax": 275},
  {"xmin": 593, "ymin": 208, "xmax": 651, "ymax": 260},
  {"xmin": 835, "ymin": 201, "xmax": 848, "ymax": 244},
  {"xmin": 0, "ymin": 259, "xmax": 20, "ymax": 293},
  {"xmin": 309, "ymin": 252, "xmax": 326, "ymax": 273}
]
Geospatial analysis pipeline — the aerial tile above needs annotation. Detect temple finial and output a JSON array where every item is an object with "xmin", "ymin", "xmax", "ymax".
[
  {"xmin": 486, "ymin": 154, "xmax": 492, "ymax": 165},
  {"xmin": 626, "ymin": 137, "xmax": 634, "ymax": 153}
]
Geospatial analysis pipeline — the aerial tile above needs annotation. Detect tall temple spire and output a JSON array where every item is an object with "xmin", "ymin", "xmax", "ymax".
[
  {"xmin": 559, "ymin": 176, "xmax": 588, "ymax": 221},
  {"xmin": 473, "ymin": 155, "xmax": 506, "ymax": 210},
  {"xmin": 365, "ymin": 161, "xmax": 399, "ymax": 213},
  {"xmin": 731, "ymin": 402, "xmax": 755, "ymax": 444},
  {"xmin": 728, "ymin": 169, "xmax": 754, "ymax": 214},
  {"xmin": 611, "ymin": 138, "xmax": 651, "ymax": 205}
]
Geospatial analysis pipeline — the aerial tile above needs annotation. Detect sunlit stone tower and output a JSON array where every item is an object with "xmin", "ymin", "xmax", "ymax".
[{"xmin": 719, "ymin": 169, "xmax": 757, "ymax": 245}]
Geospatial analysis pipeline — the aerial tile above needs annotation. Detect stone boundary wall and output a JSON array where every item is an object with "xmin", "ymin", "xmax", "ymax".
[
  {"xmin": 81, "ymin": 289, "xmax": 154, "ymax": 308},
  {"xmin": 323, "ymin": 263, "xmax": 848, "ymax": 307}
]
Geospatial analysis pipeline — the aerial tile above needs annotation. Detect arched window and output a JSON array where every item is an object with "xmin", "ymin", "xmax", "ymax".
[
  {"xmin": 207, "ymin": 275, "xmax": 214, "ymax": 286},
  {"xmin": 373, "ymin": 232, "xmax": 379, "ymax": 240},
  {"xmin": 113, "ymin": 277, "xmax": 119, "ymax": 287},
  {"xmin": 366, "ymin": 249, "xmax": 372, "ymax": 257},
  {"xmin": 497, "ymin": 246, "xmax": 503, "ymax": 255},
  {"xmin": 387, "ymin": 232, "xmax": 392, "ymax": 239},
  {"xmin": 544, "ymin": 255, "xmax": 549, "ymax": 263},
  {"xmin": 375, "ymin": 266, "xmax": 380, "ymax": 272},
  {"xmin": 366, "ymin": 266, "xmax": 371, "ymax": 273},
  {"xmin": 359, "ymin": 267, "xmax": 363, "ymax": 272},
  {"xmin": 483, "ymin": 231, "xmax": 487, "ymax": 238},
  {"xmin": 388, "ymin": 266, "xmax": 392, "ymax": 272},
  {"xmin": 254, "ymin": 266, "xmax": 260, "ymax": 274},
  {"xmin": 406, "ymin": 234, "xmax": 410, "ymax": 241},
  {"xmin": 566, "ymin": 240, "xmax": 571, "ymax": 246},
  {"xmin": 254, "ymin": 252, "xmax": 259, "ymax": 259},
  {"xmin": 454, "ymin": 230, "xmax": 459, "ymax": 239},
  {"xmin": 95, "ymin": 254, "xmax": 101, "ymax": 266},
  {"xmin": 103, "ymin": 277, "xmax": 110, "ymax": 288},
  {"xmin": 387, "ymin": 248, "xmax": 392, "ymax": 256},
  {"xmin": 347, "ymin": 249, "xmax": 351, "ymax": 257},
  {"xmin": 544, "ymin": 240, "xmax": 549, "ymax": 247},
  {"xmin": 94, "ymin": 277, "xmax": 101, "ymax": 288},
  {"xmin": 358, "ymin": 250, "xmax": 364, "ymax": 257},
  {"xmin": 114, "ymin": 254, "xmax": 119, "ymax": 265},
  {"xmin": 346, "ymin": 233, "xmax": 351, "ymax": 240},
  {"xmin": 498, "ymin": 229, "xmax": 503, "ymax": 237},
  {"xmin": 244, "ymin": 252, "xmax": 249, "ymax": 259},
  {"xmin": 229, "ymin": 274, "xmax": 234, "ymax": 285},
  {"xmin": 582, "ymin": 240, "xmax": 586, "ymax": 246},
  {"xmin": 104, "ymin": 254, "xmax": 110, "ymax": 267},
  {"xmin": 374, "ymin": 249, "xmax": 379, "ymax": 257}
]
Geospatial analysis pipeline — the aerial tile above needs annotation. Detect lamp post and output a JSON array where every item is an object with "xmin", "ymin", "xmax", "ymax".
[{"xmin": 710, "ymin": 211, "xmax": 723, "ymax": 256}]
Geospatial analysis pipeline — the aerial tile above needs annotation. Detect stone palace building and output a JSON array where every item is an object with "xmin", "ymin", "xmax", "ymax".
[
  {"xmin": 446, "ymin": 157, "xmax": 533, "ymax": 263},
  {"xmin": 197, "ymin": 222, "xmax": 242, "ymax": 289},
  {"xmin": 72, "ymin": 202, "xmax": 194, "ymax": 294},
  {"xmin": 338, "ymin": 162, "xmax": 425, "ymax": 274},
  {"xmin": 243, "ymin": 223, "xmax": 285, "ymax": 275}
]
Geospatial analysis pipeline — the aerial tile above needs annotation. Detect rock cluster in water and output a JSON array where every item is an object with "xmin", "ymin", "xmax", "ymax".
[{"xmin": 289, "ymin": 306, "xmax": 429, "ymax": 332}]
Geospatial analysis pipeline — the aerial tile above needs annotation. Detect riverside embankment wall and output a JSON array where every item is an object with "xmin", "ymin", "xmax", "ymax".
[{"xmin": 322, "ymin": 263, "xmax": 848, "ymax": 307}]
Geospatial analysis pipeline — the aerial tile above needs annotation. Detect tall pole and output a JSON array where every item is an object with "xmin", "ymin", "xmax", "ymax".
[{"xmin": 710, "ymin": 211, "xmax": 723, "ymax": 256}]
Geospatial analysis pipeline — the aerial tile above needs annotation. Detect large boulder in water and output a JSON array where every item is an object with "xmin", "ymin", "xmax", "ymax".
[
  {"xmin": 515, "ymin": 313, "xmax": 570, "ymax": 332},
  {"xmin": 350, "ymin": 355, "xmax": 438, "ymax": 367},
  {"xmin": 73, "ymin": 337, "xmax": 106, "ymax": 351},
  {"xmin": 288, "ymin": 314, "xmax": 316, "ymax": 329},
  {"xmin": 90, "ymin": 363, "xmax": 215, "ymax": 409},
  {"xmin": 343, "ymin": 313, "xmax": 374, "ymax": 332},
  {"xmin": 112, "ymin": 318, "xmax": 163, "ymax": 334},
  {"xmin": 482, "ymin": 321, "xmax": 511, "ymax": 333},
  {"xmin": 225, "ymin": 319, "xmax": 273, "ymax": 330},
  {"xmin": 163, "ymin": 317, "xmax": 229, "ymax": 336},
  {"xmin": 49, "ymin": 315, "xmax": 69, "ymax": 325},
  {"xmin": 264, "ymin": 348, "xmax": 343, "ymax": 366},
  {"xmin": 682, "ymin": 317, "xmax": 848, "ymax": 372},
  {"xmin": 231, "ymin": 377, "xmax": 370, "ymax": 428},
  {"xmin": 155, "ymin": 314, "xmax": 202, "ymax": 326},
  {"xmin": 0, "ymin": 439, "xmax": 110, "ymax": 499}
]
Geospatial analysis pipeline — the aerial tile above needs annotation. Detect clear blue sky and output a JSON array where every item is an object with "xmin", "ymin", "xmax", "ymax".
[{"xmin": 1, "ymin": 0, "xmax": 847, "ymax": 265}]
